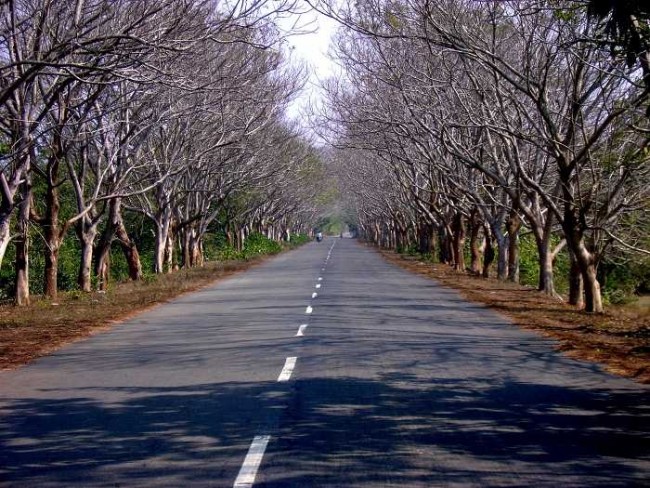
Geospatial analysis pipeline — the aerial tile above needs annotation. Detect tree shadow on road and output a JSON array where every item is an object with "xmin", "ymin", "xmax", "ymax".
[
  {"xmin": 262, "ymin": 375, "xmax": 649, "ymax": 487},
  {"xmin": 1, "ymin": 374, "xmax": 648, "ymax": 487}
]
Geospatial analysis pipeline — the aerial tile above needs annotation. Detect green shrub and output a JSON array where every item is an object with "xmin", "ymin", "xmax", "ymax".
[
  {"xmin": 215, "ymin": 246, "xmax": 244, "ymax": 261},
  {"xmin": 599, "ymin": 257, "xmax": 650, "ymax": 304},
  {"xmin": 242, "ymin": 232, "xmax": 282, "ymax": 259},
  {"xmin": 518, "ymin": 234, "xmax": 570, "ymax": 294},
  {"xmin": 288, "ymin": 233, "xmax": 310, "ymax": 246}
]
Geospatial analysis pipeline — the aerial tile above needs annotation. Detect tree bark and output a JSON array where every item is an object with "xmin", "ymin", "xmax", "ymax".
[
  {"xmin": 115, "ymin": 216, "xmax": 142, "ymax": 281},
  {"xmin": 451, "ymin": 212, "xmax": 466, "ymax": 272},
  {"xmin": 489, "ymin": 220, "xmax": 508, "ymax": 280},
  {"xmin": 563, "ymin": 203, "xmax": 602, "ymax": 312},
  {"xmin": 468, "ymin": 208, "xmax": 482, "ymax": 275},
  {"xmin": 153, "ymin": 211, "xmax": 172, "ymax": 274},
  {"xmin": 76, "ymin": 220, "xmax": 97, "ymax": 292},
  {"xmin": 419, "ymin": 220, "xmax": 434, "ymax": 255},
  {"xmin": 506, "ymin": 210, "xmax": 521, "ymax": 283},
  {"xmin": 95, "ymin": 197, "xmax": 142, "ymax": 289},
  {"xmin": 42, "ymin": 180, "xmax": 62, "ymax": 300},
  {"xmin": 536, "ymin": 239, "xmax": 556, "ymax": 296},
  {"xmin": 532, "ymin": 211, "xmax": 557, "ymax": 296},
  {"xmin": 482, "ymin": 226, "xmax": 495, "ymax": 278},
  {"xmin": 438, "ymin": 225, "xmax": 452, "ymax": 264},
  {"xmin": 14, "ymin": 181, "xmax": 31, "ymax": 306}
]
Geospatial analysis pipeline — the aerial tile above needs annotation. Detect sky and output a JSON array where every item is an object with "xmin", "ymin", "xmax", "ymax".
[{"xmin": 275, "ymin": 6, "xmax": 340, "ymax": 131}]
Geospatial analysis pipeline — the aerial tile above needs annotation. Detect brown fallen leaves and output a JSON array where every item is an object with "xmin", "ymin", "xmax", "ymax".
[{"xmin": 382, "ymin": 250, "xmax": 650, "ymax": 384}]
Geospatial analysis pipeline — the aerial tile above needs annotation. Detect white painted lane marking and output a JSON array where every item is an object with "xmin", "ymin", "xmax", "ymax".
[
  {"xmin": 277, "ymin": 357, "xmax": 297, "ymax": 382},
  {"xmin": 312, "ymin": 292, "xmax": 318, "ymax": 299},
  {"xmin": 296, "ymin": 324, "xmax": 308, "ymax": 336},
  {"xmin": 305, "ymin": 305, "xmax": 313, "ymax": 314},
  {"xmin": 315, "ymin": 284, "xmax": 321, "ymax": 289},
  {"xmin": 318, "ymin": 277, "xmax": 323, "ymax": 281},
  {"xmin": 233, "ymin": 435, "xmax": 270, "ymax": 488}
]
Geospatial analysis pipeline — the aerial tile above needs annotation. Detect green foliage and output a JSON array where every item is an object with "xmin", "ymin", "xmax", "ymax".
[
  {"xmin": 599, "ymin": 257, "xmax": 650, "ymax": 304},
  {"xmin": 515, "ymin": 234, "xmax": 570, "ymax": 294},
  {"xmin": 209, "ymin": 230, "xmax": 304, "ymax": 262},
  {"xmin": 518, "ymin": 235, "xmax": 539, "ymax": 288},
  {"xmin": 242, "ymin": 232, "xmax": 282, "ymax": 259},
  {"xmin": 0, "ymin": 245, "xmax": 15, "ymax": 301},
  {"xmin": 288, "ymin": 234, "xmax": 310, "ymax": 246}
]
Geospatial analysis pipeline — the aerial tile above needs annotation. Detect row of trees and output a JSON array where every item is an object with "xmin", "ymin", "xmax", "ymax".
[
  {"xmin": 1, "ymin": 0, "xmax": 327, "ymax": 305},
  {"xmin": 317, "ymin": 0, "xmax": 650, "ymax": 312}
]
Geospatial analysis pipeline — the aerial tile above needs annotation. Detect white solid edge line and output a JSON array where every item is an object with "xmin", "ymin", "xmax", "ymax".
[
  {"xmin": 306, "ymin": 305, "xmax": 313, "ymax": 314},
  {"xmin": 233, "ymin": 435, "xmax": 271, "ymax": 488},
  {"xmin": 277, "ymin": 356, "xmax": 297, "ymax": 382},
  {"xmin": 296, "ymin": 324, "xmax": 308, "ymax": 337},
  {"xmin": 312, "ymin": 292, "xmax": 318, "ymax": 299}
]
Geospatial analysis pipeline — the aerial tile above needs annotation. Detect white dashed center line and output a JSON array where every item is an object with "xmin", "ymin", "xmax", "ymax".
[
  {"xmin": 305, "ymin": 305, "xmax": 313, "ymax": 314},
  {"xmin": 318, "ymin": 277, "xmax": 323, "ymax": 281},
  {"xmin": 315, "ymin": 284, "xmax": 321, "ymax": 289},
  {"xmin": 233, "ymin": 435, "xmax": 271, "ymax": 488},
  {"xmin": 277, "ymin": 357, "xmax": 297, "ymax": 382},
  {"xmin": 296, "ymin": 324, "xmax": 308, "ymax": 336},
  {"xmin": 312, "ymin": 292, "xmax": 318, "ymax": 299}
]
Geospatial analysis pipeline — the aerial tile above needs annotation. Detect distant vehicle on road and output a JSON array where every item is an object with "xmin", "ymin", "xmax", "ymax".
[{"xmin": 316, "ymin": 232, "xmax": 323, "ymax": 242}]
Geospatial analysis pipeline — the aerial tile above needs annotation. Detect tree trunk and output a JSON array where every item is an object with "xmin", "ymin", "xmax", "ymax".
[
  {"xmin": 567, "ymin": 237, "xmax": 603, "ymax": 312},
  {"xmin": 189, "ymin": 230, "xmax": 203, "ymax": 267},
  {"xmin": 536, "ymin": 239, "xmax": 556, "ymax": 296},
  {"xmin": 115, "ymin": 217, "xmax": 141, "ymax": 281},
  {"xmin": 438, "ymin": 225, "xmax": 452, "ymax": 264},
  {"xmin": 14, "ymin": 181, "xmax": 31, "ymax": 306},
  {"xmin": 533, "ymin": 211, "xmax": 557, "ymax": 296},
  {"xmin": 42, "ymin": 184, "xmax": 61, "ymax": 300},
  {"xmin": 95, "ymin": 245, "xmax": 111, "ymax": 291},
  {"xmin": 165, "ymin": 228, "xmax": 175, "ymax": 273},
  {"xmin": 506, "ymin": 210, "xmax": 521, "ymax": 283},
  {"xmin": 490, "ymin": 220, "xmax": 508, "ymax": 280},
  {"xmin": 95, "ymin": 197, "xmax": 142, "ymax": 289},
  {"xmin": 154, "ymin": 225, "xmax": 166, "ymax": 274},
  {"xmin": 562, "ymin": 201, "xmax": 602, "ymax": 312},
  {"xmin": 0, "ymin": 217, "xmax": 12, "ymax": 272},
  {"xmin": 153, "ymin": 213, "xmax": 171, "ymax": 274},
  {"xmin": 568, "ymin": 248, "xmax": 584, "ymax": 307},
  {"xmin": 417, "ymin": 221, "xmax": 432, "ymax": 254},
  {"xmin": 482, "ymin": 226, "xmax": 495, "ymax": 278},
  {"xmin": 76, "ymin": 220, "xmax": 97, "ymax": 292},
  {"xmin": 468, "ymin": 209, "xmax": 482, "ymax": 275},
  {"xmin": 582, "ymin": 260, "xmax": 603, "ymax": 313},
  {"xmin": 95, "ymin": 202, "xmax": 116, "ymax": 290},
  {"xmin": 451, "ymin": 212, "xmax": 466, "ymax": 272}
]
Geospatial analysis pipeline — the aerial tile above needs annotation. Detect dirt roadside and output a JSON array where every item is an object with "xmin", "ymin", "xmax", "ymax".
[{"xmin": 381, "ymin": 250, "xmax": 650, "ymax": 384}]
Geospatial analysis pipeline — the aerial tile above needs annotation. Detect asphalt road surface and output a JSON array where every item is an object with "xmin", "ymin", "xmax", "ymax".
[{"xmin": 1, "ymin": 238, "xmax": 648, "ymax": 487}]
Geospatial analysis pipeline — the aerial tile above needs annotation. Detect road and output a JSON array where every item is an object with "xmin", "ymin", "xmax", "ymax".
[{"xmin": 1, "ymin": 238, "xmax": 648, "ymax": 487}]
